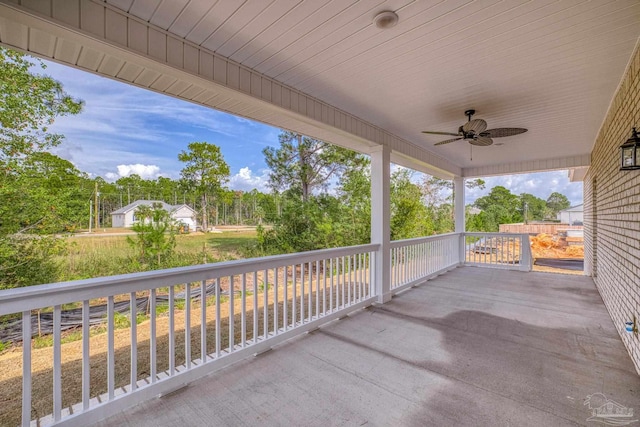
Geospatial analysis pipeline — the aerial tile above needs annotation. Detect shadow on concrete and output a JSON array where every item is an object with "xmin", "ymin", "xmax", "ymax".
[{"xmin": 319, "ymin": 306, "xmax": 640, "ymax": 426}]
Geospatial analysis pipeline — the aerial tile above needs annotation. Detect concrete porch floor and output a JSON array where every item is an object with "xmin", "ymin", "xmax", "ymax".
[{"xmin": 96, "ymin": 267, "xmax": 640, "ymax": 426}]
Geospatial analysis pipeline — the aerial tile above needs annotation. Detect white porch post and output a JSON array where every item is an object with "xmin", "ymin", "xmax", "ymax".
[
  {"xmin": 371, "ymin": 145, "xmax": 391, "ymax": 303},
  {"xmin": 454, "ymin": 176, "xmax": 466, "ymax": 264}
]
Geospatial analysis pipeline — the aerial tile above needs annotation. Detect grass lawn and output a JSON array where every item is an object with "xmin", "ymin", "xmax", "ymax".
[
  {"xmin": 175, "ymin": 231, "xmax": 256, "ymax": 254},
  {"xmin": 59, "ymin": 230, "xmax": 257, "ymax": 282}
]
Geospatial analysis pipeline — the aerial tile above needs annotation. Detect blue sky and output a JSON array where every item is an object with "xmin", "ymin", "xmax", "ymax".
[{"xmin": 40, "ymin": 59, "xmax": 583, "ymax": 206}]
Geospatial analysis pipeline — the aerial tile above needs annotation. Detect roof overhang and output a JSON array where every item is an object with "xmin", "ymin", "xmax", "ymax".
[
  {"xmin": 0, "ymin": 0, "xmax": 638, "ymax": 179},
  {"xmin": 568, "ymin": 167, "xmax": 590, "ymax": 183}
]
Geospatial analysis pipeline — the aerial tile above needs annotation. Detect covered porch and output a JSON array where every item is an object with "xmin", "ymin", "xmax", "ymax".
[
  {"xmin": 0, "ymin": 0, "xmax": 639, "ymax": 426},
  {"xmin": 96, "ymin": 267, "xmax": 639, "ymax": 427}
]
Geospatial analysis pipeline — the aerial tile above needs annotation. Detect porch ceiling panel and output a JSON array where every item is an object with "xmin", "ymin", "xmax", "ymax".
[
  {"xmin": 0, "ymin": 1, "xmax": 638, "ymax": 178},
  {"xmin": 109, "ymin": 0, "xmax": 640, "ymax": 171}
]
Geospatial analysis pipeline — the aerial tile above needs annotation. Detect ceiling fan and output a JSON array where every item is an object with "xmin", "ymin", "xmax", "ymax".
[{"xmin": 422, "ymin": 109, "xmax": 527, "ymax": 146}]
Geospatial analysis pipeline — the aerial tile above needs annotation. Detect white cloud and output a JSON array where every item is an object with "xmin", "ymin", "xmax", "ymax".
[
  {"xmin": 229, "ymin": 167, "xmax": 270, "ymax": 192},
  {"xmin": 105, "ymin": 164, "xmax": 162, "ymax": 181}
]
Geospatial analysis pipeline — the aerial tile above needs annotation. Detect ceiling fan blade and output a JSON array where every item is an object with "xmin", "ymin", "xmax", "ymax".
[
  {"xmin": 434, "ymin": 137, "xmax": 462, "ymax": 146},
  {"xmin": 463, "ymin": 119, "xmax": 487, "ymax": 134},
  {"xmin": 422, "ymin": 130, "xmax": 460, "ymax": 136},
  {"xmin": 469, "ymin": 136, "xmax": 493, "ymax": 146},
  {"xmin": 482, "ymin": 128, "xmax": 527, "ymax": 138}
]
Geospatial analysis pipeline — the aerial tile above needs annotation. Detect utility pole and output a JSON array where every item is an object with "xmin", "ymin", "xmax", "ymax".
[
  {"xmin": 94, "ymin": 181, "xmax": 99, "ymax": 230},
  {"xmin": 127, "ymin": 186, "xmax": 131, "ymax": 204},
  {"xmin": 89, "ymin": 200, "xmax": 93, "ymax": 233}
]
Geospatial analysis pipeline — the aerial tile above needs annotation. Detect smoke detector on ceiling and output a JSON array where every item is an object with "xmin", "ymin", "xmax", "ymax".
[{"xmin": 373, "ymin": 11, "xmax": 399, "ymax": 29}]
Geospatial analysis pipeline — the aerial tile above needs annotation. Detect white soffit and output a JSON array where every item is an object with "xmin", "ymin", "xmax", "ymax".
[
  {"xmin": 568, "ymin": 166, "xmax": 589, "ymax": 182},
  {"xmin": 104, "ymin": 0, "xmax": 639, "ymax": 170}
]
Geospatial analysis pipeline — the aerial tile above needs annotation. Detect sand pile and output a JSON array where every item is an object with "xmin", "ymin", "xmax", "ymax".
[
  {"xmin": 530, "ymin": 233, "xmax": 583, "ymax": 259},
  {"xmin": 565, "ymin": 245, "xmax": 584, "ymax": 257}
]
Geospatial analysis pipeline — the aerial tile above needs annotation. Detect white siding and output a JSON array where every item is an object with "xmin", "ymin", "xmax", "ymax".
[
  {"xmin": 171, "ymin": 206, "xmax": 196, "ymax": 231},
  {"xmin": 112, "ymin": 214, "xmax": 125, "ymax": 228},
  {"xmin": 559, "ymin": 210, "xmax": 584, "ymax": 225}
]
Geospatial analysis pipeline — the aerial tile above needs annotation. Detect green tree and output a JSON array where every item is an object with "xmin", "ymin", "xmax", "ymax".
[
  {"xmin": 421, "ymin": 176, "xmax": 485, "ymax": 206},
  {"xmin": 421, "ymin": 176, "xmax": 485, "ymax": 232},
  {"xmin": 337, "ymin": 157, "xmax": 371, "ymax": 245},
  {"xmin": 390, "ymin": 169, "xmax": 431, "ymax": 240},
  {"xmin": 0, "ymin": 236, "xmax": 66, "ymax": 290},
  {"xmin": 0, "ymin": 47, "xmax": 83, "ymax": 288},
  {"xmin": 156, "ymin": 176, "xmax": 181, "ymax": 204},
  {"xmin": 263, "ymin": 131, "xmax": 361, "ymax": 202},
  {"xmin": 0, "ymin": 48, "xmax": 83, "ymax": 162},
  {"xmin": 519, "ymin": 193, "xmax": 546, "ymax": 223},
  {"xmin": 127, "ymin": 203, "xmax": 177, "ymax": 266},
  {"xmin": 178, "ymin": 142, "xmax": 230, "ymax": 231},
  {"xmin": 0, "ymin": 153, "xmax": 90, "ymax": 235},
  {"xmin": 115, "ymin": 174, "xmax": 146, "ymax": 205},
  {"xmin": 473, "ymin": 186, "xmax": 522, "ymax": 231},
  {"xmin": 546, "ymin": 192, "xmax": 571, "ymax": 218}
]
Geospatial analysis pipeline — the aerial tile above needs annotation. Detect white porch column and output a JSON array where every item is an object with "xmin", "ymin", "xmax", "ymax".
[
  {"xmin": 454, "ymin": 177, "xmax": 465, "ymax": 232},
  {"xmin": 371, "ymin": 145, "xmax": 391, "ymax": 304},
  {"xmin": 454, "ymin": 176, "xmax": 466, "ymax": 264}
]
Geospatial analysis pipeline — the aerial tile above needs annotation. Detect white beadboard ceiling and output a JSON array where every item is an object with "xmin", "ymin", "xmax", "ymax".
[
  {"xmin": 102, "ymin": 0, "xmax": 640, "ymax": 171},
  {"xmin": 1, "ymin": 0, "xmax": 638, "ymax": 175}
]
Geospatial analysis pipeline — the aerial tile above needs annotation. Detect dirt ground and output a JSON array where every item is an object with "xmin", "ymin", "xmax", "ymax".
[
  {"xmin": 0, "ymin": 267, "xmax": 365, "ymax": 426},
  {"xmin": 530, "ymin": 233, "xmax": 584, "ymax": 259},
  {"xmin": 530, "ymin": 233, "xmax": 584, "ymax": 275},
  {"xmin": 0, "ymin": 296, "xmax": 249, "ymax": 425}
]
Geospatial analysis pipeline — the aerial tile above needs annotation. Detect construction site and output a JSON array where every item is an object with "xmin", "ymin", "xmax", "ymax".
[{"xmin": 497, "ymin": 223, "xmax": 585, "ymax": 274}]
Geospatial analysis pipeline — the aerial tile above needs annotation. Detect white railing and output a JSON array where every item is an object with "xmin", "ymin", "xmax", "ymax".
[
  {"xmin": 0, "ymin": 244, "xmax": 377, "ymax": 427},
  {"xmin": 389, "ymin": 233, "xmax": 460, "ymax": 292},
  {"xmin": 0, "ymin": 232, "xmax": 535, "ymax": 427},
  {"xmin": 462, "ymin": 232, "xmax": 532, "ymax": 271}
]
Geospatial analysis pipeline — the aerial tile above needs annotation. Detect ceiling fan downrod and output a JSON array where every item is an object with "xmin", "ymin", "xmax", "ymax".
[{"xmin": 465, "ymin": 109, "xmax": 476, "ymax": 122}]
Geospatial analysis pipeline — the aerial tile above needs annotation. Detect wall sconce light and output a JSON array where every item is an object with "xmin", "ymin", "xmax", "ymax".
[{"xmin": 620, "ymin": 127, "xmax": 640, "ymax": 170}]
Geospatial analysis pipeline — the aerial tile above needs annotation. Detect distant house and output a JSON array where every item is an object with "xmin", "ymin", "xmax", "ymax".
[
  {"xmin": 557, "ymin": 204, "xmax": 583, "ymax": 225},
  {"xmin": 111, "ymin": 200, "xmax": 197, "ymax": 230},
  {"xmin": 467, "ymin": 206, "xmax": 482, "ymax": 215}
]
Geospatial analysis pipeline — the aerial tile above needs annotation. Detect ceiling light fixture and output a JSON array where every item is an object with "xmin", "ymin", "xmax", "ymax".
[{"xmin": 373, "ymin": 11, "xmax": 398, "ymax": 29}]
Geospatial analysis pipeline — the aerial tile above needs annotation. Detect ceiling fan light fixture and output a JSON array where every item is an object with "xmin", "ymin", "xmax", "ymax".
[
  {"xmin": 373, "ymin": 11, "xmax": 398, "ymax": 29},
  {"xmin": 422, "ymin": 109, "xmax": 528, "ymax": 148}
]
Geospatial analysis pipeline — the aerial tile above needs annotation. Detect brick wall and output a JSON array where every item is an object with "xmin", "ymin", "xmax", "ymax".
[{"xmin": 584, "ymin": 41, "xmax": 640, "ymax": 373}]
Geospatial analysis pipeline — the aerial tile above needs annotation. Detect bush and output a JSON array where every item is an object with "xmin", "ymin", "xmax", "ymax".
[
  {"xmin": 252, "ymin": 195, "xmax": 360, "ymax": 256},
  {"xmin": 0, "ymin": 235, "xmax": 65, "ymax": 290}
]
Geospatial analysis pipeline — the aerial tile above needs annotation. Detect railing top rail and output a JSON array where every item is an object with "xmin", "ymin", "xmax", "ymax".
[
  {"xmin": 0, "ymin": 243, "xmax": 379, "ymax": 315},
  {"xmin": 390, "ymin": 232, "xmax": 459, "ymax": 248},
  {"xmin": 463, "ymin": 232, "xmax": 530, "ymax": 237}
]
